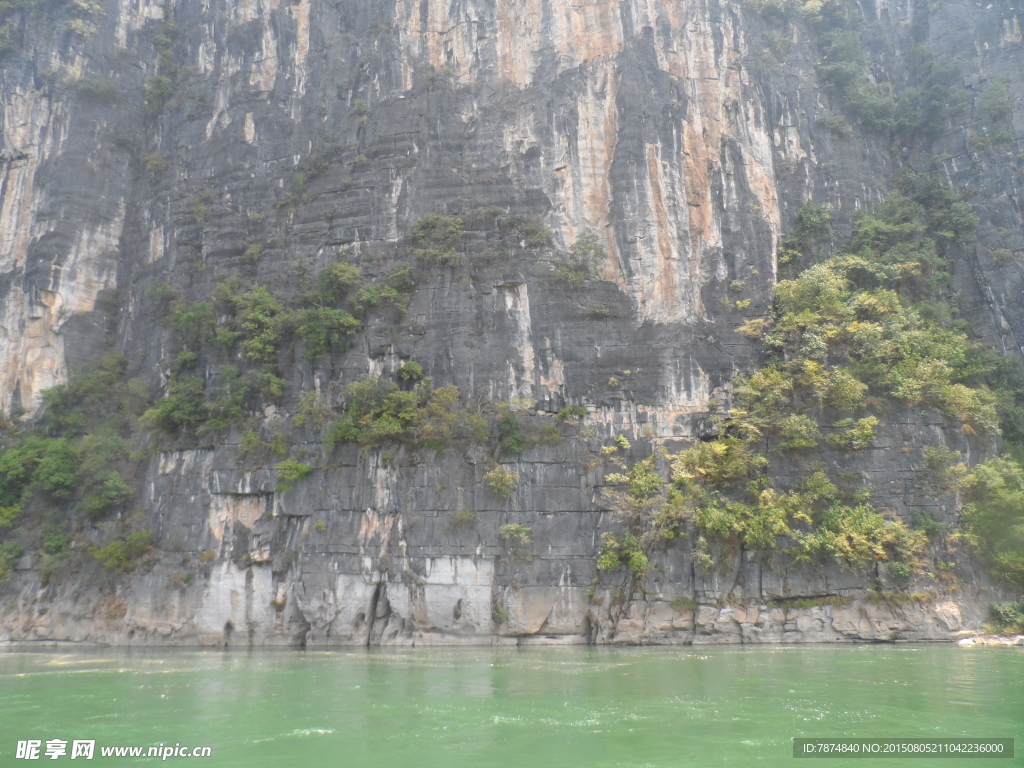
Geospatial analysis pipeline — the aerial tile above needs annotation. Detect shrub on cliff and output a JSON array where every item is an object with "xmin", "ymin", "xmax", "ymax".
[
  {"xmin": 550, "ymin": 234, "xmax": 606, "ymax": 288},
  {"xmin": 324, "ymin": 375, "xmax": 487, "ymax": 450},
  {"xmin": 595, "ymin": 181, "xmax": 1010, "ymax": 579},
  {"xmin": 0, "ymin": 358, "xmax": 146, "ymax": 542},
  {"xmin": 988, "ymin": 601, "xmax": 1024, "ymax": 634},
  {"xmin": 962, "ymin": 456, "xmax": 1024, "ymax": 590},
  {"xmin": 141, "ymin": 375, "xmax": 206, "ymax": 435},
  {"xmin": 410, "ymin": 215, "xmax": 464, "ymax": 266},
  {"xmin": 499, "ymin": 524, "xmax": 532, "ymax": 561},
  {"xmin": 493, "ymin": 404, "xmax": 561, "ymax": 456},
  {"xmin": 485, "ymin": 466, "xmax": 519, "ymax": 499},
  {"xmin": 0, "ymin": 540, "xmax": 23, "ymax": 583},
  {"xmin": 291, "ymin": 307, "xmax": 360, "ymax": 362},
  {"xmin": 90, "ymin": 531, "xmax": 155, "ymax": 573},
  {"xmin": 741, "ymin": 176, "xmax": 999, "ymax": 437},
  {"xmin": 597, "ymin": 532, "xmax": 648, "ymax": 575},
  {"xmin": 143, "ymin": 256, "xmax": 416, "ymax": 439},
  {"xmin": 274, "ymin": 461, "xmax": 314, "ymax": 493}
]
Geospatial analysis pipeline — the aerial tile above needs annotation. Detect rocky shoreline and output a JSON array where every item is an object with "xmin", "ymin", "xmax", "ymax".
[
  {"xmin": 956, "ymin": 634, "xmax": 1024, "ymax": 648},
  {"xmin": 0, "ymin": 577, "xmax": 996, "ymax": 647}
]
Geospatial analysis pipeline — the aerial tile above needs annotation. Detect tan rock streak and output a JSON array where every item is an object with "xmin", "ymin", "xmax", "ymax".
[{"xmin": 0, "ymin": 85, "xmax": 124, "ymax": 413}]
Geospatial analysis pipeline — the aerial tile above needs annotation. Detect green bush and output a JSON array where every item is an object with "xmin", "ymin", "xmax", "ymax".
[
  {"xmin": 670, "ymin": 437, "xmax": 764, "ymax": 489},
  {"xmin": 556, "ymin": 405, "xmax": 587, "ymax": 421},
  {"xmin": 596, "ymin": 532, "xmax": 649, "ymax": 574},
  {"xmin": 887, "ymin": 560, "xmax": 914, "ymax": 582},
  {"xmin": 294, "ymin": 392, "xmax": 335, "ymax": 432},
  {"xmin": 743, "ymin": 179, "xmax": 1003, "ymax": 437},
  {"xmin": 351, "ymin": 266, "xmax": 414, "ymax": 315},
  {"xmin": 826, "ymin": 416, "xmax": 878, "ymax": 449},
  {"xmin": 499, "ymin": 523, "xmax": 532, "ymax": 548},
  {"xmin": 912, "ymin": 510, "xmax": 947, "ymax": 540},
  {"xmin": 978, "ymin": 80, "xmax": 1012, "ymax": 125},
  {"xmin": 143, "ymin": 255, "xmax": 414, "ymax": 439},
  {"xmin": 75, "ymin": 77, "xmax": 120, "ymax": 104},
  {"xmin": 39, "ymin": 354, "xmax": 142, "ymax": 434},
  {"xmin": 818, "ymin": 111, "xmax": 852, "ymax": 137},
  {"xmin": 90, "ymin": 531, "xmax": 154, "ymax": 573},
  {"xmin": 275, "ymin": 461, "xmax": 314, "ymax": 493},
  {"xmin": 485, "ymin": 466, "xmax": 518, "ymax": 499},
  {"xmin": 0, "ymin": 505, "xmax": 20, "ymax": 528},
  {"xmin": 327, "ymin": 375, "xmax": 394, "ymax": 446},
  {"xmin": 142, "ymin": 153, "xmax": 170, "ymax": 173},
  {"xmin": 962, "ymin": 456, "xmax": 1024, "ymax": 589},
  {"xmin": 988, "ymin": 601, "xmax": 1024, "ymax": 634},
  {"xmin": 605, "ymin": 457, "xmax": 664, "ymax": 500},
  {"xmin": 142, "ymin": 375, "xmax": 206, "ymax": 435},
  {"xmin": 171, "ymin": 301, "xmax": 216, "ymax": 348},
  {"xmin": 410, "ymin": 215, "xmax": 464, "ymax": 265},
  {"xmin": 42, "ymin": 523, "xmax": 68, "ymax": 555},
  {"xmin": 325, "ymin": 375, "xmax": 480, "ymax": 448},
  {"xmin": 201, "ymin": 366, "xmax": 252, "ymax": 431},
  {"xmin": 148, "ymin": 281, "xmax": 177, "ymax": 310},
  {"xmin": 496, "ymin": 412, "xmax": 528, "ymax": 454},
  {"xmin": 621, "ymin": 432, "xmax": 927, "ymax": 572},
  {"xmin": 551, "ymin": 233, "xmax": 605, "ymax": 288},
  {"xmin": 891, "ymin": 47, "xmax": 959, "ymax": 143},
  {"xmin": 81, "ymin": 471, "xmax": 134, "ymax": 520},
  {"xmin": 0, "ymin": 540, "xmax": 23, "ymax": 583},
  {"xmin": 234, "ymin": 285, "xmax": 284, "ymax": 364},
  {"xmin": 397, "ymin": 361, "xmax": 424, "ymax": 383},
  {"xmin": 0, "ymin": 437, "xmax": 50, "ymax": 505},
  {"xmin": 0, "ymin": 356, "xmax": 147, "ymax": 538},
  {"xmin": 816, "ymin": 30, "xmax": 864, "ymax": 91},
  {"xmin": 312, "ymin": 261, "xmax": 363, "ymax": 304},
  {"xmin": 494, "ymin": 407, "xmax": 560, "ymax": 455},
  {"xmin": 76, "ymin": 433, "xmax": 130, "ymax": 477},
  {"xmin": 144, "ymin": 76, "xmax": 175, "ymax": 114},
  {"xmin": 445, "ymin": 509, "xmax": 478, "ymax": 532},
  {"xmin": 31, "ymin": 439, "xmax": 78, "ymax": 498},
  {"xmin": 292, "ymin": 307, "xmax": 359, "ymax": 361},
  {"xmin": 499, "ymin": 215, "xmax": 552, "ymax": 248},
  {"xmin": 803, "ymin": 10, "xmax": 957, "ymax": 144},
  {"xmin": 794, "ymin": 497, "xmax": 925, "ymax": 567},
  {"xmin": 777, "ymin": 413, "xmax": 821, "ymax": 450}
]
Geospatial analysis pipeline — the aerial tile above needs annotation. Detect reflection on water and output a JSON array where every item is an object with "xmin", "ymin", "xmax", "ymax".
[{"xmin": 1, "ymin": 646, "xmax": 1021, "ymax": 767}]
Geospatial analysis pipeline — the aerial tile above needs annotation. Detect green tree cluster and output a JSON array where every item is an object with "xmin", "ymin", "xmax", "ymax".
[
  {"xmin": 962, "ymin": 456, "xmax": 1024, "ymax": 589},
  {"xmin": 0, "ymin": 355, "xmax": 150, "ymax": 581},
  {"xmin": 324, "ymin": 375, "xmax": 488, "ymax": 451},
  {"xmin": 1, "ymin": 356, "xmax": 144, "ymax": 521},
  {"xmin": 144, "ymin": 258, "xmax": 411, "ymax": 438},
  {"xmin": 494, "ymin": 405, "xmax": 561, "ymax": 455},
  {"xmin": 410, "ymin": 215, "xmax": 464, "ymax": 266},
  {"xmin": 747, "ymin": 0, "xmax": 962, "ymax": 145},
  {"xmin": 741, "ymin": 177, "xmax": 996, "ymax": 443},
  {"xmin": 90, "ymin": 530, "xmax": 155, "ymax": 573},
  {"xmin": 551, "ymin": 234, "xmax": 606, "ymax": 288},
  {"xmin": 599, "ymin": 180, "xmax": 1024, "ymax": 584}
]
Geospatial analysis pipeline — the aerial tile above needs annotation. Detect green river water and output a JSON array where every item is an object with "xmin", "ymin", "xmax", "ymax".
[{"xmin": 0, "ymin": 645, "xmax": 1021, "ymax": 767}]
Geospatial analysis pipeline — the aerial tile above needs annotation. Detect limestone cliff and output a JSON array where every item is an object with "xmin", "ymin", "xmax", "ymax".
[{"xmin": 0, "ymin": 0, "xmax": 1022, "ymax": 646}]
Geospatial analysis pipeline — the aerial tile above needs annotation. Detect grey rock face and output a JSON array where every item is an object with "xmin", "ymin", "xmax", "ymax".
[{"xmin": 1, "ymin": 0, "xmax": 1022, "ymax": 645}]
